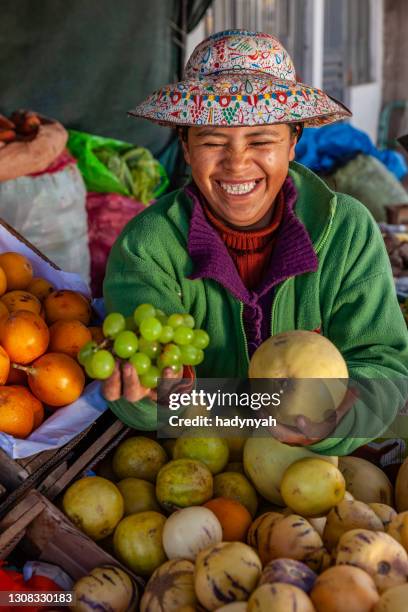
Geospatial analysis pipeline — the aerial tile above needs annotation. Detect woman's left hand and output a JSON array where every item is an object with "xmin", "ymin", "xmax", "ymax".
[{"xmin": 265, "ymin": 387, "xmax": 358, "ymax": 446}]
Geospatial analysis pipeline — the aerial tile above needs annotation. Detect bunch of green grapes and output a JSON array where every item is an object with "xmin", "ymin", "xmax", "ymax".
[{"xmin": 77, "ymin": 303, "xmax": 210, "ymax": 389}]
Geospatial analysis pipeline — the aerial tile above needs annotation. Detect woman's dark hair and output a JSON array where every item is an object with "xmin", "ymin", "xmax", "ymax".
[{"xmin": 178, "ymin": 123, "xmax": 303, "ymax": 142}]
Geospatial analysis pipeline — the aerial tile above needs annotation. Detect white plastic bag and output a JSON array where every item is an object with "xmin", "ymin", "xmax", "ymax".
[{"xmin": 0, "ymin": 160, "xmax": 91, "ymax": 283}]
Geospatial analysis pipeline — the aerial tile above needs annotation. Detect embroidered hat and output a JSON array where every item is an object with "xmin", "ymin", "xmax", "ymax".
[{"xmin": 129, "ymin": 29, "xmax": 351, "ymax": 128}]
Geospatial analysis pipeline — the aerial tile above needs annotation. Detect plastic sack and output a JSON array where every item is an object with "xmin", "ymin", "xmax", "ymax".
[
  {"xmin": 86, "ymin": 192, "xmax": 147, "ymax": 297},
  {"xmin": 0, "ymin": 152, "xmax": 91, "ymax": 283},
  {"xmin": 68, "ymin": 130, "xmax": 169, "ymax": 203},
  {"xmin": 0, "ymin": 121, "xmax": 68, "ymax": 182},
  {"xmin": 323, "ymin": 154, "xmax": 408, "ymax": 222},
  {"xmin": 295, "ymin": 123, "xmax": 408, "ymax": 180}
]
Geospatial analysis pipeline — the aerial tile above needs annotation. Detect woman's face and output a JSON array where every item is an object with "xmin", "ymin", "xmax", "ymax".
[{"xmin": 182, "ymin": 124, "xmax": 297, "ymax": 228}]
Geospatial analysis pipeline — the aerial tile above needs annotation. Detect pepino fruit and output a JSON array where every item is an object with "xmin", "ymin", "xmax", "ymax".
[
  {"xmin": 195, "ymin": 542, "xmax": 262, "ymax": 610},
  {"xmin": 336, "ymin": 529, "xmax": 408, "ymax": 592},
  {"xmin": 24, "ymin": 352, "xmax": 85, "ymax": 406},
  {"xmin": 140, "ymin": 559, "xmax": 197, "ymax": 612},
  {"xmin": 1, "ymin": 311, "xmax": 49, "ymax": 364},
  {"xmin": 162, "ymin": 506, "xmax": 223, "ymax": 560},
  {"xmin": 44, "ymin": 290, "xmax": 91, "ymax": 325}
]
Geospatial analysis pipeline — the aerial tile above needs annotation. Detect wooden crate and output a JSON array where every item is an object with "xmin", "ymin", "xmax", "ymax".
[
  {"xmin": 38, "ymin": 417, "xmax": 131, "ymax": 501},
  {"xmin": 0, "ymin": 490, "xmax": 144, "ymax": 594},
  {"xmin": 0, "ymin": 410, "xmax": 121, "ymax": 518}
]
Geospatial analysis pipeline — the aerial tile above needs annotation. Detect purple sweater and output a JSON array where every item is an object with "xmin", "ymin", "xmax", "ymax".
[{"xmin": 185, "ymin": 177, "xmax": 319, "ymax": 356}]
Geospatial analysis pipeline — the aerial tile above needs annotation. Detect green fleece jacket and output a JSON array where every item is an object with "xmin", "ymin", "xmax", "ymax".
[{"xmin": 104, "ymin": 161, "xmax": 408, "ymax": 455}]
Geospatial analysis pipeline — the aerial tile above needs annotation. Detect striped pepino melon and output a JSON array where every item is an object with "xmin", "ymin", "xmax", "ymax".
[{"xmin": 140, "ymin": 559, "xmax": 197, "ymax": 612}]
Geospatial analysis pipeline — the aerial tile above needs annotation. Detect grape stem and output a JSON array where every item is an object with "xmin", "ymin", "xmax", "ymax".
[
  {"xmin": 97, "ymin": 339, "xmax": 112, "ymax": 350},
  {"xmin": 11, "ymin": 363, "xmax": 35, "ymax": 375}
]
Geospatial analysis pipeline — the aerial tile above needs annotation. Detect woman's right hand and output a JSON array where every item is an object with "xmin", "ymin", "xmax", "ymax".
[{"xmin": 102, "ymin": 361, "xmax": 183, "ymax": 403}]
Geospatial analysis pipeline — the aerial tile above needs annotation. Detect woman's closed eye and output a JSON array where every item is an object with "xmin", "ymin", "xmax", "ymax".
[
  {"xmin": 250, "ymin": 141, "xmax": 278, "ymax": 147},
  {"xmin": 202, "ymin": 142, "xmax": 225, "ymax": 147}
]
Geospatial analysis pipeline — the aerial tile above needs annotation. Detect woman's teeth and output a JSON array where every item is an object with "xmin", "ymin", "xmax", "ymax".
[{"xmin": 219, "ymin": 181, "xmax": 257, "ymax": 195}]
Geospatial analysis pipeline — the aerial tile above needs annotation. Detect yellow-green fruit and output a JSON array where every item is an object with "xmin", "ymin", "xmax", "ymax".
[
  {"xmin": 113, "ymin": 511, "xmax": 167, "ymax": 576},
  {"xmin": 281, "ymin": 458, "xmax": 345, "ymax": 517},
  {"xmin": 248, "ymin": 331, "xmax": 348, "ymax": 426},
  {"xmin": 156, "ymin": 459, "xmax": 213, "ymax": 512},
  {"xmin": 195, "ymin": 542, "xmax": 262, "ymax": 610},
  {"xmin": 71, "ymin": 565, "xmax": 137, "ymax": 612},
  {"xmin": 117, "ymin": 478, "xmax": 160, "ymax": 515},
  {"xmin": 248, "ymin": 583, "xmax": 315, "ymax": 612},
  {"xmin": 112, "ymin": 437, "xmax": 167, "ymax": 482},
  {"xmin": 374, "ymin": 583, "xmax": 408, "ymax": 611},
  {"xmin": 213, "ymin": 471, "xmax": 258, "ymax": 517},
  {"xmin": 140, "ymin": 559, "xmax": 197, "ymax": 612},
  {"xmin": 173, "ymin": 435, "xmax": 229, "ymax": 474},
  {"xmin": 62, "ymin": 476, "xmax": 124, "ymax": 541},
  {"xmin": 244, "ymin": 435, "xmax": 338, "ymax": 505},
  {"xmin": 339, "ymin": 456, "xmax": 393, "ymax": 505}
]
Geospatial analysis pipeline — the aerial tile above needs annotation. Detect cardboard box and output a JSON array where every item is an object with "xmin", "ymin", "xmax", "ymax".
[{"xmin": 0, "ymin": 490, "xmax": 144, "ymax": 594}]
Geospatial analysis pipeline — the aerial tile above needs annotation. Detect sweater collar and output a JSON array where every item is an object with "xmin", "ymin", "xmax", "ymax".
[{"xmin": 185, "ymin": 175, "xmax": 319, "ymax": 305}]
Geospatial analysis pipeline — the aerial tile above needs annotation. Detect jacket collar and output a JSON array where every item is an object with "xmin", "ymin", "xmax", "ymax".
[{"xmin": 184, "ymin": 169, "xmax": 321, "ymax": 304}]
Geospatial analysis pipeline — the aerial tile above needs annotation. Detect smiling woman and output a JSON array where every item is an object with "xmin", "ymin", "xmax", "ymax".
[{"xmin": 103, "ymin": 30, "xmax": 408, "ymax": 456}]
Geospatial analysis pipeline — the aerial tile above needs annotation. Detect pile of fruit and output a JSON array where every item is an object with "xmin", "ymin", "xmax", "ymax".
[
  {"xmin": 0, "ymin": 110, "xmax": 42, "ymax": 147},
  {"xmin": 0, "ymin": 251, "xmax": 95, "ymax": 439},
  {"xmin": 80, "ymin": 303, "xmax": 210, "ymax": 389},
  {"xmin": 57, "ymin": 429, "xmax": 408, "ymax": 611}
]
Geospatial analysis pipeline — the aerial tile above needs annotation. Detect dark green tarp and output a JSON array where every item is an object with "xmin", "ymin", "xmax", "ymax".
[{"xmin": 0, "ymin": 0, "xmax": 211, "ymax": 163}]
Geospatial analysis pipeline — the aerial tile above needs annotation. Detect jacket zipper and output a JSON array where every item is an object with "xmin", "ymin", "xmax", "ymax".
[
  {"xmin": 239, "ymin": 301, "xmax": 250, "ymax": 368},
  {"xmin": 270, "ymin": 199, "xmax": 336, "ymax": 336}
]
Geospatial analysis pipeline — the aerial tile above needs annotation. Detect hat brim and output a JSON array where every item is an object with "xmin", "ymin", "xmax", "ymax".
[{"xmin": 128, "ymin": 74, "xmax": 351, "ymax": 128}]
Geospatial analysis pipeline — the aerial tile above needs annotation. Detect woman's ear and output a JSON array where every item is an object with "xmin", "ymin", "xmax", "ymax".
[
  {"xmin": 181, "ymin": 138, "xmax": 191, "ymax": 165},
  {"xmin": 288, "ymin": 133, "xmax": 297, "ymax": 162}
]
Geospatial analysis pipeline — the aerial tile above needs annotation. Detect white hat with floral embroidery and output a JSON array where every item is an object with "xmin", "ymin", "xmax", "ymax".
[{"xmin": 129, "ymin": 29, "xmax": 351, "ymax": 128}]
